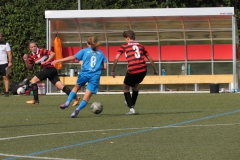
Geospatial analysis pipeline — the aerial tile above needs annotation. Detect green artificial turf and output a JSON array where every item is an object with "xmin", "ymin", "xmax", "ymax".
[{"xmin": 0, "ymin": 93, "xmax": 239, "ymax": 160}]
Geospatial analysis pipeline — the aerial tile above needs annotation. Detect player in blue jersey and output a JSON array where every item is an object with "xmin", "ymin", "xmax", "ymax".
[{"xmin": 51, "ymin": 36, "xmax": 107, "ymax": 118}]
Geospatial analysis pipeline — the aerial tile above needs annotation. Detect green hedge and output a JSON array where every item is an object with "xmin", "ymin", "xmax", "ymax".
[{"xmin": 0, "ymin": 0, "xmax": 77, "ymax": 92}]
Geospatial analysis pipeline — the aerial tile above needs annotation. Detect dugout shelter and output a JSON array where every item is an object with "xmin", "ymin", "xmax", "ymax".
[{"xmin": 45, "ymin": 7, "xmax": 239, "ymax": 94}]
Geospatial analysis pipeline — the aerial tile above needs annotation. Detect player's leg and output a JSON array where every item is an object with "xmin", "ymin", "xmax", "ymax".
[
  {"xmin": 3, "ymin": 76, "xmax": 9, "ymax": 97},
  {"xmin": 71, "ymin": 85, "xmax": 81, "ymax": 107},
  {"xmin": 132, "ymin": 84, "xmax": 139, "ymax": 106},
  {"xmin": 55, "ymin": 81, "xmax": 81, "ymax": 106},
  {"xmin": 49, "ymin": 68, "xmax": 72, "ymax": 96},
  {"xmin": 27, "ymin": 69, "xmax": 53, "ymax": 104},
  {"xmin": 48, "ymin": 68, "xmax": 80, "ymax": 107},
  {"xmin": 131, "ymin": 71, "xmax": 146, "ymax": 107},
  {"xmin": 71, "ymin": 89, "xmax": 93, "ymax": 118},
  {"xmin": 0, "ymin": 63, "xmax": 9, "ymax": 97},
  {"xmin": 26, "ymin": 76, "xmax": 40, "ymax": 104},
  {"xmin": 123, "ymin": 73, "xmax": 134, "ymax": 109},
  {"xmin": 123, "ymin": 84, "xmax": 134, "ymax": 108},
  {"xmin": 71, "ymin": 75, "xmax": 99, "ymax": 118},
  {"xmin": 59, "ymin": 84, "xmax": 81, "ymax": 109}
]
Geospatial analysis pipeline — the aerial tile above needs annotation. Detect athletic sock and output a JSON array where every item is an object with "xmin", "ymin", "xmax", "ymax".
[
  {"xmin": 132, "ymin": 90, "xmax": 139, "ymax": 106},
  {"xmin": 124, "ymin": 92, "xmax": 133, "ymax": 108},
  {"xmin": 62, "ymin": 86, "xmax": 71, "ymax": 95},
  {"xmin": 78, "ymin": 100, "xmax": 87, "ymax": 110},
  {"xmin": 32, "ymin": 83, "xmax": 39, "ymax": 102},
  {"xmin": 66, "ymin": 91, "xmax": 76, "ymax": 103}
]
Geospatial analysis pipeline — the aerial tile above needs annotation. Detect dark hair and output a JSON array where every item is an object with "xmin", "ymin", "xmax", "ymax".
[
  {"xmin": 29, "ymin": 40, "xmax": 39, "ymax": 47},
  {"xmin": 87, "ymin": 36, "xmax": 101, "ymax": 51},
  {"xmin": 123, "ymin": 30, "xmax": 135, "ymax": 40}
]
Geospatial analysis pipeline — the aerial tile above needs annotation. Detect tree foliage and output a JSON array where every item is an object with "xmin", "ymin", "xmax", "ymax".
[
  {"xmin": 0, "ymin": 0, "xmax": 77, "ymax": 92},
  {"xmin": 0, "ymin": 0, "xmax": 239, "ymax": 92}
]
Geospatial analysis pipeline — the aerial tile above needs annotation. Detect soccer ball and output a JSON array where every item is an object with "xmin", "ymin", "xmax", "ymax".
[
  {"xmin": 17, "ymin": 87, "xmax": 25, "ymax": 95},
  {"xmin": 90, "ymin": 102, "xmax": 103, "ymax": 114}
]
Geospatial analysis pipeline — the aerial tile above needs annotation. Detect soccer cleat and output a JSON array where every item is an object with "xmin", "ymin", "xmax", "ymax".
[
  {"xmin": 126, "ymin": 108, "xmax": 137, "ymax": 115},
  {"xmin": 72, "ymin": 96, "xmax": 81, "ymax": 107},
  {"xmin": 4, "ymin": 92, "xmax": 9, "ymax": 97},
  {"xmin": 26, "ymin": 100, "xmax": 39, "ymax": 104},
  {"xmin": 60, "ymin": 102, "xmax": 70, "ymax": 110},
  {"xmin": 71, "ymin": 109, "xmax": 80, "ymax": 118}
]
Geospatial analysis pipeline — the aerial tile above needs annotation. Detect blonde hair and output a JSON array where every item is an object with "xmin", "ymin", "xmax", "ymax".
[{"xmin": 87, "ymin": 36, "xmax": 101, "ymax": 51}]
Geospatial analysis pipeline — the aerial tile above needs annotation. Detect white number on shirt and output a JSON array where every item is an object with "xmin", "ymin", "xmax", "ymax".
[
  {"xmin": 124, "ymin": 45, "xmax": 140, "ymax": 58},
  {"xmin": 90, "ymin": 55, "xmax": 96, "ymax": 67},
  {"xmin": 133, "ymin": 45, "xmax": 140, "ymax": 58}
]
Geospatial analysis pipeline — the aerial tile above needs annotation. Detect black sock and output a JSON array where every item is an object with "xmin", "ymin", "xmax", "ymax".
[
  {"xmin": 124, "ymin": 92, "xmax": 133, "ymax": 108},
  {"xmin": 132, "ymin": 90, "xmax": 139, "ymax": 106},
  {"xmin": 32, "ymin": 83, "xmax": 39, "ymax": 102},
  {"xmin": 62, "ymin": 86, "xmax": 71, "ymax": 95}
]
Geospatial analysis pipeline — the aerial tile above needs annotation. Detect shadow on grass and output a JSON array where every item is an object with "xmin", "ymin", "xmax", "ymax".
[
  {"xmin": 81, "ymin": 110, "xmax": 203, "ymax": 118},
  {"xmin": 0, "ymin": 122, "xmax": 60, "ymax": 129}
]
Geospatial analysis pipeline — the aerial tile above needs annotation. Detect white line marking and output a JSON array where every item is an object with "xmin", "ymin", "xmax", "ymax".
[
  {"xmin": 0, "ymin": 153, "xmax": 79, "ymax": 160},
  {"xmin": 1, "ymin": 123, "xmax": 239, "ymax": 141}
]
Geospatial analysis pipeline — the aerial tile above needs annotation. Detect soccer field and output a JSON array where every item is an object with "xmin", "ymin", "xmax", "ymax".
[{"xmin": 0, "ymin": 93, "xmax": 239, "ymax": 160}]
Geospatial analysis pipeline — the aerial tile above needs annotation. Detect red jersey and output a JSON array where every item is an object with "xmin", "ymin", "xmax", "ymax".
[
  {"xmin": 117, "ymin": 40, "xmax": 149, "ymax": 74},
  {"xmin": 28, "ymin": 48, "xmax": 55, "ymax": 69}
]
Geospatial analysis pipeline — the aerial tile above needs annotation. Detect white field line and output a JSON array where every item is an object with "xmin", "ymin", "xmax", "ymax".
[
  {"xmin": 1, "ymin": 123, "xmax": 239, "ymax": 141},
  {"xmin": 0, "ymin": 153, "xmax": 79, "ymax": 160}
]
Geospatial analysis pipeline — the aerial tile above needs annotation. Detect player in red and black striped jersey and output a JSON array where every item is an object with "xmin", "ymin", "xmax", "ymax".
[
  {"xmin": 23, "ymin": 41, "xmax": 80, "ymax": 105},
  {"xmin": 111, "ymin": 30, "xmax": 158, "ymax": 115}
]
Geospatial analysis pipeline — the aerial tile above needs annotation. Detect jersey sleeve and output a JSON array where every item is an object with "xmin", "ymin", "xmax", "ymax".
[
  {"xmin": 142, "ymin": 46, "xmax": 149, "ymax": 57},
  {"xmin": 6, "ymin": 42, "xmax": 11, "ymax": 51},
  {"xmin": 42, "ymin": 48, "xmax": 51, "ymax": 55},
  {"xmin": 117, "ymin": 45, "xmax": 125, "ymax": 55},
  {"xmin": 28, "ymin": 54, "xmax": 34, "ymax": 65},
  {"xmin": 103, "ymin": 56, "xmax": 107, "ymax": 63},
  {"xmin": 74, "ymin": 50, "xmax": 84, "ymax": 61}
]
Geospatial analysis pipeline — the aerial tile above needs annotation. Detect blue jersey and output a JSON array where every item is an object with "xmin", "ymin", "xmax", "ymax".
[{"xmin": 75, "ymin": 47, "xmax": 107, "ymax": 76}]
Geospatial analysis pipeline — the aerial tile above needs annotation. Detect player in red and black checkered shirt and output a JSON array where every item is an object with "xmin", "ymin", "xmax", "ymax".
[
  {"xmin": 23, "ymin": 41, "xmax": 80, "ymax": 105},
  {"xmin": 111, "ymin": 30, "xmax": 158, "ymax": 115}
]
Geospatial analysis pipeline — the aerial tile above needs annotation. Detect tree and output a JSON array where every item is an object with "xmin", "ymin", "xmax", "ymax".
[{"xmin": 0, "ymin": 0, "xmax": 77, "ymax": 92}]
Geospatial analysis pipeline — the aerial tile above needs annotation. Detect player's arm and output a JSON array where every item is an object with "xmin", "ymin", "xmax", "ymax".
[
  {"xmin": 102, "ymin": 57, "xmax": 107, "ymax": 70},
  {"xmin": 79, "ymin": 60, "xmax": 83, "ymax": 66},
  {"xmin": 40, "ymin": 50, "xmax": 56, "ymax": 65},
  {"xmin": 111, "ymin": 53, "xmax": 121, "ymax": 78},
  {"xmin": 102, "ymin": 62, "xmax": 107, "ymax": 70},
  {"xmin": 45, "ymin": 51, "xmax": 55, "ymax": 63},
  {"xmin": 146, "ymin": 55, "xmax": 158, "ymax": 75},
  {"xmin": 51, "ymin": 55, "xmax": 76, "ymax": 65},
  {"xmin": 23, "ymin": 54, "xmax": 33, "ymax": 70},
  {"xmin": 7, "ymin": 50, "xmax": 12, "ymax": 67}
]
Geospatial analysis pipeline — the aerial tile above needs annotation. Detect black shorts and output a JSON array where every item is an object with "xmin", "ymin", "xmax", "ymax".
[
  {"xmin": 36, "ymin": 67, "xmax": 60, "ymax": 85},
  {"xmin": 124, "ymin": 71, "xmax": 147, "ymax": 87},
  {"xmin": 0, "ymin": 63, "xmax": 8, "ymax": 76}
]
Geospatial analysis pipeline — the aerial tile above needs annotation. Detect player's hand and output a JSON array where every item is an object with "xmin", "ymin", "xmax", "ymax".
[
  {"xmin": 111, "ymin": 71, "xmax": 116, "ymax": 78},
  {"xmin": 41, "ymin": 61, "xmax": 46, "ymax": 65},
  {"xmin": 23, "ymin": 54, "xmax": 28, "ymax": 61},
  {"xmin": 8, "ymin": 62, "xmax": 12, "ymax": 68},
  {"xmin": 51, "ymin": 60, "xmax": 58, "ymax": 65}
]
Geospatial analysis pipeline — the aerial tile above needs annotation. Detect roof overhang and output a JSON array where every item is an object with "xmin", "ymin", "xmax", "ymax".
[{"xmin": 45, "ymin": 7, "xmax": 234, "ymax": 19}]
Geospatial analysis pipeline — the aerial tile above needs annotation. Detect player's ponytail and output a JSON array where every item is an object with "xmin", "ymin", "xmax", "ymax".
[{"xmin": 87, "ymin": 36, "xmax": 101, "ymax": 52}]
